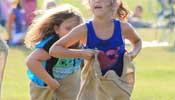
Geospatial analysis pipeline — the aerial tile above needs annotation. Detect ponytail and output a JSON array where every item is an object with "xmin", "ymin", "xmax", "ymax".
[{"xmin": 115, "ymin": 1, "xmax": 129, "ymax": 22}]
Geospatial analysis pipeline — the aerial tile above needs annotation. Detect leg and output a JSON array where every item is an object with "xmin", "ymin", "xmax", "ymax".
[{"xmin": 0, "ymin": 38, "xmax": 8, "ymax": 98}]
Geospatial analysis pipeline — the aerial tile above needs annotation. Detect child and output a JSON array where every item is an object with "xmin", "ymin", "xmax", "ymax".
[
  {"xmin": 21, "ymin": 0, "xmax": 37, "ymax": 27},
  {"xmin": 6, "ymin": 0, "xmax": 25, "ymax": 46},
  {"xmin": 128, "ymin": 5, "xmax": 152, "ymax": 28},
  {"xmin": 44, "ymin": 0, "xmax": 57, "ymax": 9},
  {"xmin": 25, "ymin": 4, "xmax": 83, "ymax": 99},
  {"xmin": 50, "ymin": 0, "xmax": 142, "ymax": 78},
  {"xmin": 0, "ymin": 38, "xmax": 8, "ymax": 98}
]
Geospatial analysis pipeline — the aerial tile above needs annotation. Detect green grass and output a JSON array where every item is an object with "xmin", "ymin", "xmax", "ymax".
[
  {"xmin": 1, "ymin": 46, "xmax": 31, "ymax": 100},
  {"xmin": 132, "ymin": 47, "xmax": 175, "ymax": 100},
  {"xmin": 124, "ymin": 0, "xmax": 160, "ymax": 21},
  {"xmin": 136, "ymin": 28, "xmax": 175, "ymax": 45},
  {"xmin": 2, "ymin": 46, "xmax": 175, "ymax": 100},
  {"xmin": 59, "ymin": 0, "xmax": 92, "ymax": 18}
]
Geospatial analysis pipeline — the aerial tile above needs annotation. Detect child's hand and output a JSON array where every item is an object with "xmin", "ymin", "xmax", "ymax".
[
  {"xmin": 81, "ymin": 49, "xmax": 98, "ymax": 60},
  {"xmin": 47, "ymin": 78, "xmax": 60, "ymax": 91},
  {"xmin": 124, "ymin": 51, "xmax": 136, "ymax": 61}
]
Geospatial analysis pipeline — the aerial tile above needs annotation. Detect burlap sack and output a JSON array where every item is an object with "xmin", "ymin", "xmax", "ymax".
[
  {"xmin": 0, "ymin": 39, "xmax": 8, "ymax": 99},
  {"xmin": 30, "ymin": 69, "xmax": 80, "ymax": 100},
  {"xmin": 76, "ymin": 54, "xmax": 135, "ymax": 100}
]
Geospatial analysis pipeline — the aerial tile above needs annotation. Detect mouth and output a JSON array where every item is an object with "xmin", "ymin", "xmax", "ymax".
[{"xmin": 94, "ymin": 6, "xmax": 103, "ymax": 9}]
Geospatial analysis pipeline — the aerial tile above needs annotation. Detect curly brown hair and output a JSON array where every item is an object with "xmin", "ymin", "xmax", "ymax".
[
  {"xmin": 113, "ymin": 0, "xmax": 130, "ymax": 22},
  {"xmin": 25, "ymin": 4, "xmax": 83, "ymax": 49}
]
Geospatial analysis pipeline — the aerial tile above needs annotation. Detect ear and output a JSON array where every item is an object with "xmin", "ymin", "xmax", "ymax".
[
  {"xmin": 112, "ymin": 0, "xmax": 121, "ymax": 18},
  {"xmin": 112, "ymin": 1, "xmax": 118, "ymax": 12},
  {"xmin": 54, "ymin": 25, "xmax": 59, "ymax": 33},
  {"xmin": 113, "ymin": 0, "xmax": 121, "ymax": 10}
]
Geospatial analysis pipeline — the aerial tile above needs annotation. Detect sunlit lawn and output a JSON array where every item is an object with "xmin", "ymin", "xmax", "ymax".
[
  {"xmin": 132, "ymin": 47, "xmax": 175, "ymax": 100},
  {"xmin": 2, "ymin": 45, "xmax": 175, "ymax": 100}
]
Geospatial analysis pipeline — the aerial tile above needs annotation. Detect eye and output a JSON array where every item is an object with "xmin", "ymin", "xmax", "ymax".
[{"xmin": 65, "ymin": 27, "xmax": 72, "ymax": 31}]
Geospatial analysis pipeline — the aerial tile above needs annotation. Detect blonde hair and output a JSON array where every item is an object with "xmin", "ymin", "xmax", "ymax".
[
  {"xmin": 11, "ymin": 0, "xmax": 21, "ymax": 8},
  {"xmin": 25, "ymin": 4, "xmax": 83, "ymax": 49}
]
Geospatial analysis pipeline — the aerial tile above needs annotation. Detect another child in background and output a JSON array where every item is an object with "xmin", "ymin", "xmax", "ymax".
[
  {"xmin": 128, "ymin": 5, "xmax": 152, "ymax": 28},
  {"xmin": 34, "ymin": 0, "xmax": 57, "ymax": 18},
  {"xmin": 21, "ymin": 0, "xmax": 37, "ymax": 27},
  {"xmin": 44, "ymin": 0, "xmax": 57, "ymax": 9},
  {"xmin": 50, "ymin": 0, "xmax": 142, "ymax": 78},
  {"xmin": 25, "ymin": 4, "xmax": 83, "ymax": 99},
  {"xmin": 0, "ymin": 38, "xmax": 8, "ymax": 98},
  {"xmin": 6, "ymin": 0, "xmax": 25, "ymax": 46}
]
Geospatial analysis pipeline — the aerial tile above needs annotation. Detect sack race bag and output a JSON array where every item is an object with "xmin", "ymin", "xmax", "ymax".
[
  {"xmin": 0, "ymin": 39, "xmax": 8, "ymax": 98},
  {"xmin": 29, "ymin": 81, "xmax": 54, "ymax": 100},
  {"xmin": 76, "ymin": 54, "xmax": 135, "ymax": 100},
  {"xmin": 30, "ymin": 69, "xmax": 80, "ymax": 100}
]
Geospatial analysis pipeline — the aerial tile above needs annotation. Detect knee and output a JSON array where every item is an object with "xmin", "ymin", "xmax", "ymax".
[{"xmin": 0, "ymin": 38, "xmax": 8, "ymax": 54}]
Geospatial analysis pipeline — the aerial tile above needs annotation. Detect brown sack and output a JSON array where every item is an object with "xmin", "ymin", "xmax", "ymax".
[
  {"xmin": 30, "ymin": 69, "xmax": 80, "ymax": 100},
  {"xmin": 0, "ymin": 39, "xmax": 8, "ymax": 99},
  {"xmin": 30, "ymin": 81, "xmax": 54, "ymax": 100},
  {"xmin": 76, "ymin": 54, "xmax": 135, "ymax": 100}
]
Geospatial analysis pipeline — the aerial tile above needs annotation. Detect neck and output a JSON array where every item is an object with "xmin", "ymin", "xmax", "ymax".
[{"xmin": 93, "ymin": 14, "xmax": 113, "ymax": 25}]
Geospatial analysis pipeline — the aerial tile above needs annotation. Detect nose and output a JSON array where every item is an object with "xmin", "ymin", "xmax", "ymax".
[{"xmin": 94, "ymin": 0, "xmax": 100, "ymax": 2}]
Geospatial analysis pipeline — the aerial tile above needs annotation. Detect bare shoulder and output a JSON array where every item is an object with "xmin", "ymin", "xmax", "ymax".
[
  {"xmin": 120, "ymin": 21, "xmax": 135, "ymax": 35},
  {"xmin": 72, "ymin": 23, "xmax": 87, "ymax": 35},
  {"xmin": 28, "ymin": 49, "xmax": 51, "ymax": 61},
  {"xmin": 78, "ymin": 23, "xmax": 87, "ymax": 30},
  {"xmin": 66, "ymin": 23, "xmax": 87, "ymax": 44},
  {"xmin": 120, "ymin": 21, "xmax": 141, "ymax": 43}
]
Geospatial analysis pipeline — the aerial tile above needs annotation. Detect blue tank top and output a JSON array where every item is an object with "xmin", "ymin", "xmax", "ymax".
[
  {"xmin": 84, "ymin": 20, "xmax": 125, "ymax": 76},
  {"xmin": 12, "ymin": 8, "xmax": 24, "ymax": 33}
]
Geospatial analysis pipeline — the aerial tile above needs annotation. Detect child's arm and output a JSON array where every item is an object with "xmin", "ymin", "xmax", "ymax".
[
  {"xmin": 26, "ymin": 49, "xmax": 60, "ymax": 90},
  {"xmin": 121, "ymin": 22, "xmax": 142, "ymax": 60},
  {"xmin": 6, "ymin": 11, "xmax": 15, "ymax": 41},
  {"xmin": 50, "ymin": 24, "xmax": 96, "ymax": 60}
]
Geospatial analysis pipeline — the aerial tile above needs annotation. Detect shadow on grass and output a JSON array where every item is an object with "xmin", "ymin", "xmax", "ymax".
[{"xmin": 163, "ymin": 46, "xmax": 175, "ymax": 52}]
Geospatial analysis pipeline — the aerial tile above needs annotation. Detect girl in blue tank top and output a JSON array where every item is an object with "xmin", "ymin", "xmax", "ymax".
[
  {"xmin": 50, "ymin": 0, "xmax": 142, "ymax": 77},
  {"xmin": 85, "ymin": 19, "xmax": 125, "ymax": 76},
  {"xmin": 6, "ymin": 0, "xmax": 25, "ymax": 45}
]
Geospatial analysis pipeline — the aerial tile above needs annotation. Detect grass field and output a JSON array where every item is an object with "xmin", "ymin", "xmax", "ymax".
[
  {"xmin": 1, "ymin": 0, "xmax": 175, "ymax": 100},
  {"xmin": 132, "ymin": 47, "xmax": 175, "ymax": 100},
  {"xmin": 2, "ymin": 46, "xmax": 175, "ymax": 100}
]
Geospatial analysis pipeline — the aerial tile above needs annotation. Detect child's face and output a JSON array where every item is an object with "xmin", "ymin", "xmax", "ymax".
[
  {"xmin": 55, "ymin": 16, "xmax": 80, "ymax": 37},
  {"xmin": 89, "ymin": 0, "xmax": 114, "ymax": 17},
  {"xmin": 46, "ymin": 2, "xmax": 56, "ymax": 9},
  {"xmin": 135, "ymin": 7, "xmax": 142, "ymax": 16}
]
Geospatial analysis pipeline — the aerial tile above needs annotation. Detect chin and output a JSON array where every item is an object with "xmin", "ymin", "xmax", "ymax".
[{"xmin": 94, "ymin": 12, "xmax": 105, "ymax": 17}]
